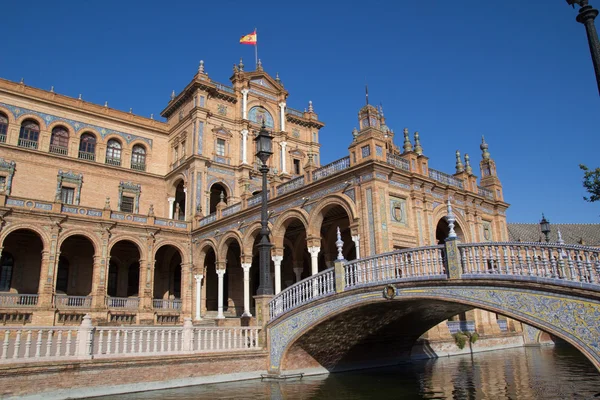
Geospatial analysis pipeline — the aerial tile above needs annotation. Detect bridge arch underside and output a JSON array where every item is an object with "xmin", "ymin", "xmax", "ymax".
[{"xmin": 270, "ymin": 285, "xmax": 600, "ymax": 374}]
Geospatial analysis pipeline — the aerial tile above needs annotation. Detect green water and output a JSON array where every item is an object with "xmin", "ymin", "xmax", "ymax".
[{"xmin": 98, "ymin": 345, "xmax": 600, "ymax": 399}]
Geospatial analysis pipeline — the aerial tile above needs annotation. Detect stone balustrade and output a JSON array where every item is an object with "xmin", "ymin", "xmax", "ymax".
[
  {"xmin": 0, "ymin": 294, "xmax": 38, "ymax": 308},
  {"xmin": 386, "ymin": 153, "xmax": 410, "ymax": 172},
  {"xmin": 276, "ymin": 176, "xmax": 305, "ymax": 196},
  {"xmin": 106, "ymin": 297, "xmax": 139, "ymax": 309},
  {"xmin": 55, "ymin": 295, "xmax": 92, "ymax": 309},
  {"xmin": 428, "ymin": 168, "xmax": 464, "ymax": 189},
  {"xmin": 153, "ymin": 299, "xmax": 182, "ymax": 310},
  {"xmin": 478, "ymin": 186, "xmax": 494, "ymax": 199},
  {"xmin": 312, "ymin": 156, "xmax": 351, "ymax": 182}
]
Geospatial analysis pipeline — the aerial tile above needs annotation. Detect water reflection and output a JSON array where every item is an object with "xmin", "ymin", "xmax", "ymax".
[{"xmin": 99, "ymin": 346, "xmax": 600, "ymax": 400}]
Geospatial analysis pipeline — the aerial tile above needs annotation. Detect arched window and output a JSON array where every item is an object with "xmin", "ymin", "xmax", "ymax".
[
  {"xmin": 131, "ymin": 145, "xmax": 146, "ymax": 171},
  {"xmin": 248, "ymin": 106, "xmax": 274, "ymax": 128},
  {"xmin": 50, "ymin": 126, "xmax": 69, "ymax": 155},
  {"xmin": 0, "ymin": 113, "xmax": 8, "ymax": 142},
  {"xmin": 0, "ymin": 252, "xmax": 14, "ymax": 292},
  {"xmin": 106, "ymin": 139, "xmax": 122, "ymax": 166},
  {"xmin": 78, "ymin": 133, "xmax": 96, "ymax": 161},
  {"xmin": 18, "ymin": 119, "xmax": 40, "ymax": 149}
]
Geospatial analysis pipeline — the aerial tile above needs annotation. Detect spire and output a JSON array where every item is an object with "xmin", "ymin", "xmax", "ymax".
[
  {"xmin": 365, "ymin": 85, "xmax": 369, "ymax": 105},
  {"xmin": 308, "ymin": 100, "xmax": 314, "ymax": 113},
  {"xmin": 455, "ymin": 150, "xmax": 464, "ymax": 173},
  {"xmin": 464, "ymin": 153, "xmax": 472, "ymax": 174},
  {"xmin": 198, "ymin": 60, "xmax": 205, "ymax": 74},
  {"xmin": 414, "ymin": 131, "xmax": 423, "ymax": 155},
  {"xmin": 352, "ymin": 127, "xmax": 359, "ymax": 141},
  {"xmin": 275, "ymin": 72, "xmax": 280, "ymax": 84},
  {"xmin": 50, "ymin": 86, "xmax": 54, "ymax": 93},
  {"xmin": 403, "ymin": 128, "xmax": 413, "ymax": 153},
  {"xmin": 446, "ymin": 200, "xmax": 457, "ymax": 240},
  {"xmin": 238, "ymin": 57, "xmax": 244, "ymax": 72},
  {"xmin": 170, "ymin": 90, "xmax": 175, "ymax": 101},
  {"xmin": 257, "ymin": 59, "xmax": 263, "ymax": 71},
  {"xmin": 480, "ymin": 135, "xmax": 490, "ymax": 160},
  {"xmin": 233, "ymin": 63, "xmax": 238, "ymax": 74},
  {"xmin": 557, "ymin": 229, "xmax": 565, "ymax": 245}
]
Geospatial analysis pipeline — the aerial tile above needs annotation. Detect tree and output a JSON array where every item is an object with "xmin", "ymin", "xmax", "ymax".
[{"xmin": 580, "ymin": 164, "xmax": 600, "ymax": 202}]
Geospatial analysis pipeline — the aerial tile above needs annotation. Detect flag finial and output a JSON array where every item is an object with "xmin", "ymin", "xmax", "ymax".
[{"xmin": 365, "ymin": 85, "xmax": 369, "ymax": 105}]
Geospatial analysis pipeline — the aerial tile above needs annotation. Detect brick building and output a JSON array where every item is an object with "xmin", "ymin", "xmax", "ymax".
[{"xmin": 0, "ymin": 60, "xmax": 509, "ymax": 329}]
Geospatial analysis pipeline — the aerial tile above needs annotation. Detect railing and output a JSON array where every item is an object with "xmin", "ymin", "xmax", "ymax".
[
  {"xmin": 458, "ymin": 242, "xmax": 600, "ymax": 284},
  {"xmin": 312, "ymin": 156, "xmax": 351, "ymax": 182},
  {"xmin": 106, "ymin": 297, "xmax": 139, "ymax": 309},
  {"xmin": 105, "ymin": 156, "xmax": 121, "ymax": 166},
  {"xmin": 428, "ymin": 168, "xmax": 464, "ymax": 189},
  {"xmin": 276, "ymin": 176, "xmax": 305, "ymax": 196},
  {"xmin": 269, "ymin": 269, "xmax": 335, "ymax": 320},
  {"xmin": 55, "ymin": 295, "xmax": 92, "ymax": 309},
  {"xmin": 199, "ymin": 213, "xmax": 217, "ymax": 227},
  {"xmin": 49, "ymin": 144, "xmax": 68, "ymax": 155},
  {"xmin": 0, "ymin": 294, "xmax": 38, "ymax": 307},
  {"xmin": 447, "ymin": 320, "xmax": 476, "ymax": 334},
  {"xmin": 286, "ymin": 108, "xmax": 305, "ymax": 118},
  {"xmin": 344, "ymin": 246, "xmax": 446, "ymax": 289},
  {"xmin": 478, "ymin": 186, "xmax": 494, "ymax": 200},
  {"xmin": 214, "ymin": 83, "xmax": 235, "ymax": 94},
  {"xmin": 78, "ymin": 151, "xmax": 95, "ymax": 161},
  {"xmin": 247, "ymin": 192, "xmax": 270, "ymax": 207},
  {"xmin": 153, "ymin": 299, "xmax": 182, "ymax": 310},
  {"xmin": 222, "ymin": 203, "xmax": 241, "ymax": 218},
  {"xmin": 0, "ymin": 319, "xmax": 262, "ymax": 364},
  {"xmin": 386, "ymin": 153, "xmax": 410, "ymax": 171},
  {"xmin": 18, "ymin": 138, "xmax": 38, "ymax": 149},
  {"xmin": 131, "ymin": 161, "xmax": 146, "ymax": 171}
]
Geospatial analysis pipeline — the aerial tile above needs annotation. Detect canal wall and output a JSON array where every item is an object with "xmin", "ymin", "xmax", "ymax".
[
  {"xmin": 411, "ymin": 333, "xmax": 525, "ymax": 359},
  {"xmin": 0, "ymin": 350, "xmax": 268, "ymax": 399}
]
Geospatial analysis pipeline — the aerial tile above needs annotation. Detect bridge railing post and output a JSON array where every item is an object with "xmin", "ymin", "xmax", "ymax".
[
  {"xmin": 445, "ymin": 239, "xmax": 462, "ymax": 279},
  {"xmin": 334, "ymin": 260, "xmax": 345, "ymax": 293}
]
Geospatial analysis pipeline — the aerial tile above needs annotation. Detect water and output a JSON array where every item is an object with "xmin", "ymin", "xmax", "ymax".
[{"xmin": 99, "ymin": 346, "xmax": 600, "ymax": 399}]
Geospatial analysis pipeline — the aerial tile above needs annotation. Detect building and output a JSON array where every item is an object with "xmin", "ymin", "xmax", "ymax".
[{"xmin": 0, "ymin": 60, "xmax": 509, "ymax": 329}]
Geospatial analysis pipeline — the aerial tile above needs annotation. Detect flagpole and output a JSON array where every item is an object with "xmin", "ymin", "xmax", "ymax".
[{"xmin": 254, "ymin": 28, "xmax": 258, "ymax": 69}]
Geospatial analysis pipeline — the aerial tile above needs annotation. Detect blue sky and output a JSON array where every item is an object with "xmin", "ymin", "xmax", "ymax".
[{"xmin": 1, "ymin": 1, "xmax": 599, "ymax": 223}]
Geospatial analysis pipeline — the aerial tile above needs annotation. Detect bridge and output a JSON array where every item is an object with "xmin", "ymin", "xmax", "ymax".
[{"xmin": 266, "ymin": 240, "xmax": 600, "ymax": 374}]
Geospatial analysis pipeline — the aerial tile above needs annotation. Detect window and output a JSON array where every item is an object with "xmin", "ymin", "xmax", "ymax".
[
  {"xmin": 60, "ymin": 187, "xmax": 75, "ymax": 204},
  {"xmin": 50, "ymin": 126, "xmax": 69, "ymax": 155},
  {"xmin": 18, "ymin": 119, "xmax": 40, "ymax": 149},
  {"xmin": 293, "ymin": 159, "xmax": 301, "ymax": 175},
  {"xmin": 106, "ymin": 139, "xmax": 122, "ymax": 166},
  {"xmin": 131, "ymin": 145, "xmax": 146, "ymax": 171},
  {"xmin": 79, "ymin": 133, "xmax": 96, "ymax": 160},
  {"xmin": 0, "ymin": 113, "xmax": 8, "ymax": 141},
  {"xmin": 121, "ymin": 195, "xmax": 134, "ymax": 213},
  {"xmin": 0, "ymin": 252, "xmax": 14, "ymax": 292},
  {"xmin": 181, "ymin": 140, "xmax": 186, "ymax": 157},
  {"xmin": 216, "ymin": 138, "xmax": 226, "ymax": 156},
  {"xmin": 0, "ymin": 176, "xmax": 5, "ymax": 192}
]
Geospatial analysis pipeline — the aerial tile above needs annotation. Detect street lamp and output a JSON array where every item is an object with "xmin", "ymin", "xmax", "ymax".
[
  {"xmin": 254, "ymin": 122, "xmax": 274, "ymax": 295},
  {"xmin": 540, "ymin": 214, "xmax": 551, "ymax": 243},
  {"xmin": 566, "ymin": 0, "xmax": 600, "ymax": 95}
]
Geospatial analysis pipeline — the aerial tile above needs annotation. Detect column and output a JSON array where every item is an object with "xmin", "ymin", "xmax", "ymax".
[
  {"xmin": 167, "ymin": 197, "xmax": 175, "ymax": 219},
  {"xmin": 241, "ymin": 89, "xmax": 249, "ymax": 120},
  {"xmin": 280, "ymin": 141, "xmax": 287, "ymax": 174},
  {"xmin": 183, "ymin": 186, "xmax": 188, "ymax": 220},
  {"xmin": 216, "ymin": 268, "xmax": 225, "ymax": 319},
  {"xmin": 352, "ymin": 235, "xmax": 361, "ymax": 260},
  {"xmin": 279, "ymin": 102, "xmax": 286, "ymax": 131},
  {"xmin": 272, "ymin": 255, "xmax": 283, "ymax": 294},
  {"xmin": 241, "ymin": 129, "xmax": 248, "ymax": 165},
  {"xmin": 194, "ymin": 274, "xmax": 203, "ymax": 321},
  {"xmin": 241, "ymin": 263, "xmax": 252, "ymax": 317},
  {"xmin": 307, "ymin": 246, "xmax": 320, "ymax": 276}
]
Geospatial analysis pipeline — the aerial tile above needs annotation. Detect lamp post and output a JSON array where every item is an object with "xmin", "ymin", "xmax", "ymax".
[
  {"xmin": 540, "ymin": 214, "xmax": 551, "ymax": 243},
  {"xmin": 566, "ymin": 0, "xmax": 600, "ymax": 95},
  {"xmin": 254, "ymin": 122, "xmax": 274, "ymax": 295}
]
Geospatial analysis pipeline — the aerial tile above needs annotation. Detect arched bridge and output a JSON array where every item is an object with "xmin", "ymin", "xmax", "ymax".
[{"xmin": 266, "ymin": 241, "xmax": 600, "ymax": 374}]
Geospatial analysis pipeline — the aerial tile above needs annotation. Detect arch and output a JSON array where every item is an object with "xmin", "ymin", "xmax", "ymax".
[
  {"xmin": 0, "ymin": 228, "xmax": 45, "ymax": 295},
  {"xmin": 105, "ymin": 138, "xmax": 122, "ymax": 165},
  {"xmin": 166, "ymin": 174, "xmax": 187, "ymax": 195},
  {"xmin": 15, "ymin": 114, "xmax": 45, "ymax": 130},
  {"xmin": 217, "ymin": 231, "xmax": 244, "ymax": 260},
  {"xmin": 57, "ymin": 230, "xmax": 101, "ymax": 254},
  {"xmin": 306, "ymin": 194, "xmax": 358, "ymax": 238},
  {"xmin": 107, "ymin": 236, "xmax": 146, "ymax": 259},
  {"xmin": 131, "ymin": 143, "xmax": 147, "ymax": 171},
  {"xmin": 0, "ymin": 224, "xmax": 50, "ymax": 249},
  {"xmin": 78, "ymin": 132, "xmax": 97, "ymax": 159},
  {"xmin": 208, "ymin": 182, "xmax": 230, "ymax": 215},
  {"xmin": 172, "ymin": 179, "xmax": 186, "ymax": 220},
  {"xmin": 241, "ymin": 221, "xmax": 274, "ymax": 257},
  {"xmin": 18, "ymin": 118, "xmax": 41, "ymax": 148},
  {"xmin": 154, "ymin": 240, "xmax": 188, "ymax": 265},
  {"xmin": 195, "ymin": 238, "xmax": 218, "ymax": 270},
  {"xmin": 153, "ymin": 244, "xmax": 183, "ymax": 302},
  {"xmin": 272, "ymin": 208, "xmax": 310, "ymax": 244},
  {"xmin": 270, "ymin": 285, "xmax": 600, "ymax": 374},
  {"xmin": 0, "ymin": 106, "xmax": 15, "ymax": 124},
  {"xmin": 57, "ymin": 234, "xmax": 96, "ymax": 296},
  {"xmin": 49, "ymin": 125, "xmax": 70, "ymax": 154},
  {"xmin": 247, "ymin": 105, "xmax": 275, "ymax": 128},
  {"xmin": 432, "ymin": 203, "xmax": 470, "ymax": 243},
  {"xmin": 0, "ymin": 112, "xmax": 9, "ymax": 137},
  {"xmin": 0, "ymin": 252, "xmax": 14, "ymax": 292}
]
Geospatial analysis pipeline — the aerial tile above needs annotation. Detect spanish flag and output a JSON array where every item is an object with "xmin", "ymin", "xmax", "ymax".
[{"xmin": 240, "ymin": 30, "xmax": 257, "ymax": 45}]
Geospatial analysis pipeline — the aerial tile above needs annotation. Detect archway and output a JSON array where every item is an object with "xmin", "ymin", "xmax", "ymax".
[
  {"xmin": 282, "ymin": 218, "xmax": 308, "ymax": 286},
  {"xmin": 173, "ymin": 180, "xmax": 186, "ymax": 220},
  {"xmin": 318, "ymin": 204, "xmax": 354, "ymax": 271},
  {"xmin": 203, "ymin": 247, "xmax": 223, "ymax": 314},
  {"xmin": 154, "ymin": 245, "xmax": 183, "ymax": 309},
  {"xmin": 209, "ymin": 183, "xmax": 228, "ymax": 215},
  {"xmin": 223, "ymin": 238, "xmax": 241, "ymax": 316},
  {"xmin": 0, "ymin": 229, "xmax": 44, "ymax": 295},
  {"xmin": 435, "ymin": 218, "xmax": 465, "ymax": 244},
  {"xmin": 56, "ymin": 235, "xmax": 95, "ymax": 305},
  {"xmin": 107, "ymin": 240, "xmax": 141, "ymax": 299}
]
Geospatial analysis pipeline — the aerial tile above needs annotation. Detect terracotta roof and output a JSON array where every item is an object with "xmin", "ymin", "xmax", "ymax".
[{"xmin": 507, "ymin": 223, "xmax": 600, "ymax": 246}]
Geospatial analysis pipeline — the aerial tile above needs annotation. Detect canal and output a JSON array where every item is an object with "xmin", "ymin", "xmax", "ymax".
[{"xmin": 96, "ymin": 345, "xmax": 600, "ymax": 399}]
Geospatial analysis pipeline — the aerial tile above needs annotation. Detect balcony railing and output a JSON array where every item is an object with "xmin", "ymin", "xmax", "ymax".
[
  {"xmin": 478, "ymin": 186, "xmax": 494, "ymax": 200},
  {"xmin": 222, "ymin": 203, "xmax": 241, "ymax": 218},
  {"xmin": 0, "ymin": 293, "xmax": 38, "ymax": 307},
  {"xmin": 214, "ymin": 83, "xmax": 235, "ymax": 94},
  {"xmin": 286, "ymin": 107, "xmax": 305, "ymax": 118},
  {"xmin": 428, "ymin": 168, "xmax": 464, "ymax": 189},
  {"xmin": 386, "ymin": 153, "xmax": 410, "ymax": 171},
  {"xmin": 105, "ymin": 156, "xmax": 121, "ymax": 166},
  {"xmin": 106, "ymin": 297, "xmax": 139, "ymax": 309},
  {"xmin": 312, "ymin": 156, "xmax": 351, "ymax": 182},
  {"xmin": 276, "ymin": 176, "xmax": 305, "ymax": 196},
  {"xmin": 49, "ymin": 144, "xmax": 68, "ymax": 155},
  {"xmin": 78, "ymin": 151, "xmax": 96, "ymax": 161},
  {"xmin": 55, "ymin": 295, "xmax": 92, "ymax": 309},
  {"xmin": 131, "ymin": 162, "xmax": 146, "ymax": 171},
  {"xmin": 199, "ymin": 213, "xmax": 217, "ymax": 227},
  {"xmin": 153, "ymin": 299, "xmax": 182, "ymax": 310},
  {"xmin": 18, "ymin": 138, "xmax": 38, "ymax": 149}
]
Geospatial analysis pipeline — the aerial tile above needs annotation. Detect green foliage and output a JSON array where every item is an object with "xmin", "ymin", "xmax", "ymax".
[
  {"xmin": 453, "ymin": 332, "xmax": 467, "ymax": 349},
  {"xmin": 469, "ymin": 332, "xmax": 479, "ymax": 344},
  {"xmin": 580, "ymin": 164, "xmax": 600, "ymax": 203}
]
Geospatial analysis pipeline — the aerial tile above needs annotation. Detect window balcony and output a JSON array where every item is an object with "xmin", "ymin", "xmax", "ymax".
[
  {"xmin": 131, "ymin": 161, "xmax": 146, "ymax": 171},
  {"xmin": 18, "ymin": 138, "xmax": 38, "ymax": 149},
  {"xmin": 105, "ymin": 156, "xmax": 121, "ymax": 166},
  {"xmin": 78, "ymin": 151, "xmax": 96, "ymax": 161},
  {"xmin": 49, "ymin": 144, "xmax": 68, "ymax": 155}
]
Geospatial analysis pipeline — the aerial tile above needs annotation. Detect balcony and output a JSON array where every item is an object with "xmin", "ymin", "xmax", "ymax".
[
  {"xmin": 0, "ymin": 293, "xmax": 38, "ymax": 307},
  {"xmin": 18, "ymin": 138, "xmax": 38, "ymax": 150},
  {"xmin": 0, "ymin": 134, "xmax": 6, "ymax": 143},
  {"xmin": 153, "ymin": 299, "xmax": 182, "ymax": 310},
  {"xmin": 131, "ymin": 161, "xmax": 146, "ymax": 171},
  {"xmin": 105, "ymin": 156, "xmax": 121, "ymax": 167},
  {"xmin": 428, "ymin": 168, "xmax": 464, "ymax": 189},
  {"xmin": 49, "ymin": 144, "xmax": 68, "ymax": 155},
  {"xmin": 78, "ymin": 151, "xmax": 96, "ymax": 161},
  {"xmin": 107, "ymin": 297, "xmax": 139, "ymax": 309},
  {"xmin": 55, "ymin": 295, "xmax": 92, "ymax": 309}
]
